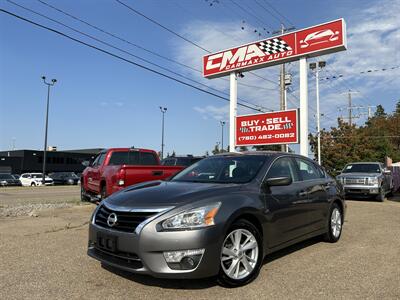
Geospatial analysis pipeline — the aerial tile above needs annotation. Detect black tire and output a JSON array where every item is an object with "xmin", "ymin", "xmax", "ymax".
[
  {"xmin": 31, "ymin": 182, "xmax": 36, "ymax": 187},
  {"xmin": 80, "ymin": 184, "xmax": 90, "ymax": 202},
  {"xmin": 323, "ymin": 203, "xmax": 343, "ymax": 243},
  {"xmin": 376, "ymin": 187, "xmax": 385, "ymax": 202},
  {"xmin": 100, "ymin": 185, "xmax": 107, "ymax": 200},
  {"xmin": 217, "ymin": 219, "xmax": 263, "ymax": 287}
]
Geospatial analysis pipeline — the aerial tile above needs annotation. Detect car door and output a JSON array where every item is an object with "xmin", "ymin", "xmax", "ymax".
[
  {"xmin": 261, "ymin": 156, "xmax": 309, "ymax": 247},
  {"xmin": 87, "ymin": 154, "xmax": 100, "ymax": 191},
  {"xmin": 294, "ymin": 158, "xmax": 328, "ymax": 232},
  {"xmin": 91, "ymin": 153, "xmax": 107, "ymax": 192}
]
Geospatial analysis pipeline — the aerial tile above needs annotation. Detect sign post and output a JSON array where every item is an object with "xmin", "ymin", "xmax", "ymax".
[
  {"xmin": 299, "ymin": 57, "xmax": 308, "ymax": 156},
  {"xmin": 229, "ymin": 72, "xmax": 238, "ymax": 152}
]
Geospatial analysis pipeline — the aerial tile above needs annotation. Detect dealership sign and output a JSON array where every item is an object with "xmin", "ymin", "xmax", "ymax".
[
  {"xmin": 203, "ymin": 19, "xmax": 346, "ymax": 78},
  {"xmin": 236, "ymin": 109, "xmax": 299, "ymax": 146}
]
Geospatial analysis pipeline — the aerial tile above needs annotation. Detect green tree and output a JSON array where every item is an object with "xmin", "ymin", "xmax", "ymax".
[
  {"xmin": 212, "ymin": 144, "xmax": 220, "ymax": 155},
  {"xmin": 374, "ymin": 104, "xmax": 387, "ymax": 117}
]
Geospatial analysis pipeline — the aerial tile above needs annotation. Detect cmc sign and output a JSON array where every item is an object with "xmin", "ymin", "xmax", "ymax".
[
  {"xmin": 236, "ymin": 109, "xmax": 299, "ymax": 146},
  {"xmin": 203, "ymin": 19, "xmax": 346, "ymax": 78}
]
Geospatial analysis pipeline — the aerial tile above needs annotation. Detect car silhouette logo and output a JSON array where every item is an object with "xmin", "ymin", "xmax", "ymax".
[
  {"xmin": 107, "ymin": 213, "xmax": 118, "ymax": 227},
  {"xmin": 300, "ymin": 29, "xmax": 340, "ymax": 49}
]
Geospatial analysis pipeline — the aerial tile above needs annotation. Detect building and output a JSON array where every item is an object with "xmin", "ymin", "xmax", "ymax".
[{"xmin": 0, "ymin": 148, "xmax": 103, "ymax": 174}]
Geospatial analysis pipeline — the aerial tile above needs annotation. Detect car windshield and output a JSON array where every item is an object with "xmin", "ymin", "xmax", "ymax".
[
  {"xmin": 0, "ymin": 174, "xmax": 13, "ymax": 179},
  {"xmin": 171, "ymin": 155, "xmax": 268, "ymax": 184},
  {"xmin": 342, "ymin": 163, "xmax": 381, "ymax": 173},
  {"xmin": 32, "ymin": 173, "xmax": 44, "ymax": 178}
]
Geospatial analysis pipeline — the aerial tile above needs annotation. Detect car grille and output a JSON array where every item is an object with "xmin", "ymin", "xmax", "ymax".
[
  {"xmin": 345, "ymin": 177, "xmax": 366, "ymax": 185},
  {"xmin": 95, "ymin": 205, "xmax": 159, "ymax": 233},
  {"xmin": 93, "ymin": 247, "xmax": 143, "ymax": 269}
]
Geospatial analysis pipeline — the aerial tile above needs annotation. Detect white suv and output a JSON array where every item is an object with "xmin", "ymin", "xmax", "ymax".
[{"xmin": 20, "ymin": 173, "xmax": 54, "ymax": 186}]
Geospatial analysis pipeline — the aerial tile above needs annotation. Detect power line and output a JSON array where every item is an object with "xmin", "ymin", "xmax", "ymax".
[
  {"xmin": 229, "ymin": 0, "xmax": 273, "ymax": 31},
  {"xmin": 261, "ymin": 0, "xmax": 295, "ymax": 28},
  {"xmin": 0, "ymin": 8, "xmax": 267, "ymax": 113},
  {"xmin": 115, "ymin": 0, "xmax": 279, "ymax": 86},
  {"xmin": 36, "ymin": 0, "xmax": 276, "ymax": 93},
  {"xmin": 115, "ymin": 0, "xmax": 210, "ymax": 52},
  {"xmin": 320, "ymin": 65, "xmax": 400, "ymax": 80},
  {"xmin": 253, "ymin": 0, "xmax": 284, "ymax": 26}
]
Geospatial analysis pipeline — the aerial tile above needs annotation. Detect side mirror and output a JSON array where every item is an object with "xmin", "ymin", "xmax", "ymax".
[
  {"xmin": 265, "ymin": 176, "xmax": 292, "ymax": 187},
  {"xmin": 82, "ymin": 161, "xmax": 90, "ymax": 167}
]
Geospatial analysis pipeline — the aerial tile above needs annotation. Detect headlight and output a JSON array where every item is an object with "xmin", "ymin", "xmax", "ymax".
[
  {"xmin": 369, "ymin": 177, "xmax": 379, "ymax": 185},
  {"xmin": 162, "ymin": 202, "xmax": 221, "ymax": 230}
]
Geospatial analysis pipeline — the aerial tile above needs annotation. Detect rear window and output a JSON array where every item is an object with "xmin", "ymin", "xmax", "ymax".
[
  {"xmin": 108, "ymin": 151, "xmax": 158, "ymax": 166},
  {"xmin": 0, "ymin": 174, "xmax": 13, "ymax": 179}
]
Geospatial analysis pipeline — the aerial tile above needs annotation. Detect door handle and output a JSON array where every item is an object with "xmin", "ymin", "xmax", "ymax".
[
  {"xmin": 152, "ymin": 171, "xmax": 163, "ymax": 176},
  {"xmin": 298, "ymin": 191, "xmax": 308, "ymax": 197}
]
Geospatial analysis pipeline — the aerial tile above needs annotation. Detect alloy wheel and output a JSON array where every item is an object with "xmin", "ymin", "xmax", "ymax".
[
  {"xmin": 331, "ymin": 208, "xmax": 342, "ymax": 238},
  {"xmin": 221, "ymin": 229, "xmax": 259, "ymax": 280}
]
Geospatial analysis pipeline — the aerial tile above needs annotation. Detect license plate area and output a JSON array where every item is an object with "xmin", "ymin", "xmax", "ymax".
[{"xmin": 96, "ymin": 232, "xmax": 118, "ymax": 253}]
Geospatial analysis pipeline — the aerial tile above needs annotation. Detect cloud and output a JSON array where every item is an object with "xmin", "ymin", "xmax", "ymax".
[{"xmin": 193, "ymin": 105, "xmax": 229, "ymax": 120}]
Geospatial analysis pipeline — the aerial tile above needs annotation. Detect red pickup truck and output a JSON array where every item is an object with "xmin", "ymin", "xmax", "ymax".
[{"xmin": 80, "ymin": 148, "xmax": 184, "ymax": 201}]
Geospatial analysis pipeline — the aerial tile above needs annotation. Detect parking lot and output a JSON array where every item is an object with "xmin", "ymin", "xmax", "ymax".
[{"xmin": 0, "ymin": 187, "xmax": 399, "ymax": 299}]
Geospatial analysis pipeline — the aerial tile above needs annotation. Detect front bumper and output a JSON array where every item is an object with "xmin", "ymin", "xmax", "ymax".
[
  {"xmin": 343, "ymin": 184, "xmax": 380, "ymax": 196},
  {"xmin": 87, "ymin": 221, "xmax": 223, "ymax": 279}
]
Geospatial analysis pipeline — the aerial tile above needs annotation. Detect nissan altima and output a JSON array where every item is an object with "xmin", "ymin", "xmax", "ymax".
[{"xmin": 87, "ymin": 152, "xmax": 345, "ymax": 287}]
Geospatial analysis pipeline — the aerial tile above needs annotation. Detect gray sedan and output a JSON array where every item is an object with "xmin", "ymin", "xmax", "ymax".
[{"xmin": 88, "ymin": 152, "xmax": 345, "ymax": 287}]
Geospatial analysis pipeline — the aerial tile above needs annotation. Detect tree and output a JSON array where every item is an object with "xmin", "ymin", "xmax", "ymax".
[
  {"xmin": 253, "ymin": 145, "xmax": 281, "ymax": 151},
  {"xmin": 374, "ymin": 104, "xmax": 387, "ymax": 117},
  {"xmin": 212, "ymin": 144, "xmax": 221, "ymax": 155},
  {"xmin": 238, "ymin": 146, "xmax": 248, "ymax": 152},
  {"xmin": 395, "ymin": 100, "xmax": 400, "ymax": 115}
]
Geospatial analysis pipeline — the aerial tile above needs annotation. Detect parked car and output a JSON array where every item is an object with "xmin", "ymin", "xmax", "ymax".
[
  {"xmin": 49, "ymin": 172, "xmax": 80, "ymax": 185},
  {"xmin": 12, "ymin": 174, "xmax": 20, "ymax": 179},
  {"xmin": 20, "ymin": 173, "xmax": 54, "ymax": 186},
  {"xmin": 88, "ymin": 152, "xmax": 345, "ymax": 287},
  {"xmin": 161, "ymin": 155, "xmax": 204, "ymax": 167},
  {"xmin": 336, "ymin": 162, "xmax": 393, "ymax": 201},
  {"xmin": 0, "ymin": 173, "xmax": 22, "ymax": 186},
  {"xmin": 81, "ymin": 147, "xmax": 185, "ymax": 201}
]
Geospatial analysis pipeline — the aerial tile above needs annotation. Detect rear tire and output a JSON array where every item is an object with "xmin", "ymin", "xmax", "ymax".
[
  {"xmin": 100, "ymin": 185, "xmax": 107, "ymax": 200},
  {"xmin": 323, "ymin": 203, "xmax": 343, "ymax": 243},
  {"xmin": 30, "ymin": 182, "xmax": 36, "ymax": 187},
  {"xmin": 217, "ymin": 219, "xmax": 263, "ymax": 287}
]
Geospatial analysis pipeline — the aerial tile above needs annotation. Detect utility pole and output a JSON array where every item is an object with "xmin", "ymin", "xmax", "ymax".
[
  {"xmin": 220, "ymin": 121, "xmax": 226, "ymax": 152},
  {"xmin": 159, "ymin": 107, "xmax": 167, "ymax": 160},
  {"xmin": 273, "ymin": 24, "xmax": 295, "ymax": 152},
  {"xmin": 348, "ymin": 90, "xmax": 352, "ymax": 126},
  {"xmin": 41, "ymin": 76, "xmax": 57, "ymax": 185},
  {"xmin": 309, "ymin": 61, "xmax": 326, "ymax": 165}
]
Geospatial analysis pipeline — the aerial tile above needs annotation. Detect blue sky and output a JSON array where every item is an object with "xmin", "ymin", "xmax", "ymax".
[{"xmin": 0, "ymin": 0, "xmax": 399, "ymax": 157}]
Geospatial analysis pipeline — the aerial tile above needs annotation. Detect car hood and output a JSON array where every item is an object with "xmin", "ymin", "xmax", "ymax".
[
  {"xmin": 104, "ymin": 180, "xmax": 242, "ymax": 208},
  {"xmin": 338, "ymin": 172, "xmax": 381, "ymax": 177}
]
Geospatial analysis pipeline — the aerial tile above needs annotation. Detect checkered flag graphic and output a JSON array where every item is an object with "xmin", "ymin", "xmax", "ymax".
[{"xmin": 257, "ymin": 38, "xmax": 292, "ymax": 55}]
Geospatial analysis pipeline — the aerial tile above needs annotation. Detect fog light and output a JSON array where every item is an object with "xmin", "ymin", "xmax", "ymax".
[
  {"xmin": 370, "ymin": 188, "xmax": 379, "ymax": 194},
  {"xmin": 163, "ymin": 249, "xmax": 204, "ymax": 270}
]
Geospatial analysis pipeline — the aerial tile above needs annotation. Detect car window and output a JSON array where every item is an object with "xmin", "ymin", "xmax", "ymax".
[
  {"xmin": 21, "ymin": 174, "xmax": 29, "ymax": 178},
  {"xmin": 162, "ymin": 159, "xmax": 176, "ymax": 166},
  {"xmin": 140, "ymin": 152, "xmax": 158, "ymax": 165},
  {"xmin": 266, "ymin": 157, "xmax": 299, "ymax": 182},
  {"xmin": 91, "ymin": 155, "xmax": 100, "ymax": 166},
  {"xmin": 0, "ymin": 174, "xmax": 13, "ymax": 179},
  {"xmin": 296, "ymin": 159, "xmax": 320, "ymax": 181}
]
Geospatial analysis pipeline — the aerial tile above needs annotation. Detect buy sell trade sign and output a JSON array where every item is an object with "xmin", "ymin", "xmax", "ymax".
[
  {"xmin": 203, "ymin": 19, "xmax": 346, "ymax": 79},
  {"xmin": 236, "ymin": 109, "xmax": 299, "ymax": 146}
]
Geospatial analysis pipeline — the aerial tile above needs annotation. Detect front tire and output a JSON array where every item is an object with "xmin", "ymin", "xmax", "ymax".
[
  {"xmin": 376, "ymin": 187, "xmax": 385, "ymax": 202},
  {"xmin": 217, "ymin": 219, "xmax": 263, "ymax": 287},
  {"xmin": 80, "ymin": 184, "xmax": 90, "ymax": 202},
  {"xmin": 100, "ymin": 185, "xmax": 107, "ymax": 200},
  {"xmin": 30, "ymin": 182, "xmax": 36, "ymax": 187},
  {"xmin": 324, "ymin": 203, "xmax": 343, "ymax": 243}
]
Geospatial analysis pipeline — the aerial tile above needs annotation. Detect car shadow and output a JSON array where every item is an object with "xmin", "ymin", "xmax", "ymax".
[
  {"xmin": 387, "ymin": 192, "xmax": 400, "ymax": 203},
  {"xmin": 101, "ymin": 236, "xmax": 323, "ymax": 289}
]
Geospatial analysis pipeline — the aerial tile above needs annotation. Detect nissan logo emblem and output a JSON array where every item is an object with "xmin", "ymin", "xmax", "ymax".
[{"xmin": 107, "ymin": 213, "xmax": 118, "ymax": 227}]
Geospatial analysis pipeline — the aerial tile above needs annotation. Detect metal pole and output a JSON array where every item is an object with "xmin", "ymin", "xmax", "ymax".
[
  {"xmin": 229, "ymin": 72, "xmax": 237, "ymax": 153},
  {"xmin": 316, "ymin": 68, "xmax": 321, "ymax": 165},
  {"xmin": 220, "ymin": 121, "xmax": 225, "ymax": 152},
  {"xmin": 348, "ymin": 90, "xmax": 352, "ymax": 126},
  {"xmin": 279, "ymin": 24, "xmax": 287, "ymax": 153},
  {"xmin": 299, "ymin": 57, "xmax": 308, "ymax": 157},
  {"xmin": 284, "ymin": 87, "xmax": 288, "ymax": 152},
  {"xmin": 42, "ymin": 84, "xmax": 50, "ymax": 184},
  {"xmin": 159, "ymin": 107, "xmax": 167, "ymax": 159}
]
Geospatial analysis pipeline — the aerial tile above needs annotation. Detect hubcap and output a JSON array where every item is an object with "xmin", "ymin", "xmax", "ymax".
[
  {"xmin": 221, "ymin": 229, "xmax": 259, "ymax": 280},
  {"xmin": 331, "ymin": 208, "xmax": 342, "ymax": 238}
]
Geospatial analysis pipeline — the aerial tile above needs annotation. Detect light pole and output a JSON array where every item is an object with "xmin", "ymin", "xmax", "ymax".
[
  {"xmin": 41, "ymin": 76, "xmax": 57, "ymax": 185},
  {"xmin": 159, "ymin": 107, "xmax": 167, "ymax": 159},
  {"xmin": 220, "ymin": 121, "xmax": 226, "ymax": 152},
  {"xmin": 309, "ymin": 61, "xmax": 325, "ymax": 165}
]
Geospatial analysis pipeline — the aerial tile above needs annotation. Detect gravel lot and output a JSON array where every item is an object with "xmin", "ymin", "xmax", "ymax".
[
  {"xmin": 0, "ymin": 188, "xmax": 399, "ymax": 299},
  {"xmin": 0, "ymin": 186, "xmax": 83, "ymax": 217}
]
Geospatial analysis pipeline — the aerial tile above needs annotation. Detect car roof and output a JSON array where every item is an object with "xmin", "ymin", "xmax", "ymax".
[{"xmin": 346, "ymin": 162, "xmax": 380, "ymax": 165}]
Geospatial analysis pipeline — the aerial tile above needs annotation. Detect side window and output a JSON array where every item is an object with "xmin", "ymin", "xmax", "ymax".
[
  {"xmin": 316, "ymin": 165, "xmax": 326, "ymax": 178},
  {"xmin": 97, "ymin": 153, "xmax": 106, "ymax": 166},
  {"xmin": 266, "ymin": 157, "xmax": 299, "ymax": 182},
  {"xmin": 91, "ymin": 155, "xmax": 100, "ymax": 166},
  {"xmin": 162, "ymin": 159, "xmax": 176, "ymax": 166},
  {"xmin": 22, "ymin": 174, "xmax": 29, "ymax": 178},
  {"xmin": 140, "ymin": 152, "xmax": 158, "ymax": 166},
  {"xmin": 296, "ymin": 159, "xmax": 320, "ymax": 181}
]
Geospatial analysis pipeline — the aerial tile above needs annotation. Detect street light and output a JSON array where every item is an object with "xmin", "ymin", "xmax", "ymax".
[
  {"xmin": 41, "ymin": 76, "xmax": 57, "ymax": 185},
  {"xmin": 220, "ymin": 121, "xmax": 226, "ymax": 152},
  {"xmin": 309, "ymin": 61, "xmax": 325, "ymax": 165},
  {"xmin": 159, "ymin": 106, "xmax": 167, "ymax": 159}
]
